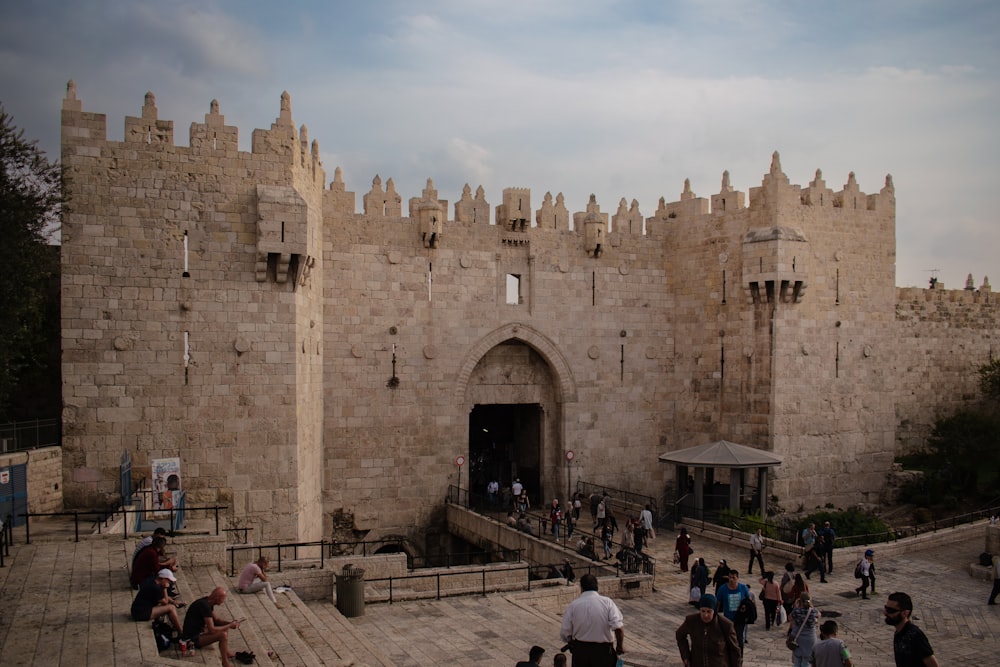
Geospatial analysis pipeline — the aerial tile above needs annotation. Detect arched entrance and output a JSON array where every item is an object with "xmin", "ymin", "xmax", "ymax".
[
  {"xmin": 459, "ymin": 325, "xmax": 576, "ymax": 507},
  {"xmin": 469, "ymin": 403, "xmax": 543, "ymax": 505}
]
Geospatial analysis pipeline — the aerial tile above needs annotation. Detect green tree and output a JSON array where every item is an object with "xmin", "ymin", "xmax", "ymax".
[
  {"xmin": 980, "ymin": 358, "xmax": 1000, "ymax": 401},
  {"xmin": 926, "ymin": 410, "xmax": 1000, "ymax": 495},
  {"xmin": 0, "ymin": 105, "xmax": 63, "ymax": 420}
]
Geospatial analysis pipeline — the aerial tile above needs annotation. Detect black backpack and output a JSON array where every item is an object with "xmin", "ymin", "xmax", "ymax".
[
  {"xmin": 151, "ymin": 618, "xmax": 175, "ymax": 652},
  {"xmin": 737, "ymin": 596, "xmax": 758, "ymax": 624},
  {"xmin": 980, "ymin": 552, "xmax": 993, "ymax": 568},
  {"xmin": 854, "ymin": 560, "xmax": 863, "ymax": 579}
]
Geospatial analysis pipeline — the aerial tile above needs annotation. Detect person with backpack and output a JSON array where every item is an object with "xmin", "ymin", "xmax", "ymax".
[
  {"xmin": 779, "ymin": 562, "xmax": 796, "ymax": 614},
  {"xmin": 854, "ymin": 549, "xmax": 874, "ymax": 599},
  {"xmin": 716, "ymin": 569, "xmax": 752, "ymax": 652}
]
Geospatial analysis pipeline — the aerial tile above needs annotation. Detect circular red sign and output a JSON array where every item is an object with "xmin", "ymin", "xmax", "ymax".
[
  {"xmin": 565, "ymin": 450, "xmax": 575, "ymax": 461},
  {"xmin": 455, "ymin": 455, "xmax": 466, "ymax": 466}
]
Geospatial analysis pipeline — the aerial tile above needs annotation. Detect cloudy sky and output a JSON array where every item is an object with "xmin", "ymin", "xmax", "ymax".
[{"xmin": 2, "ymin": 0, "xmax": 997, "ymax": 288}]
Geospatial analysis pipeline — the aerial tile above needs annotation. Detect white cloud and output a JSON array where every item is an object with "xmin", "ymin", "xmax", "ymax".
[{"xmin": 1, "ymin": 0, "xmax": 997, "ymax": 288}]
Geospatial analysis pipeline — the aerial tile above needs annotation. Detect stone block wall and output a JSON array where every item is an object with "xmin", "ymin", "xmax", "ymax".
[
  {"xmin": 58, "ymin": 85, "xmax": 999, "ymax": 552},
  {"xmin": 892, "ymin": 287, "xmax": 998, "ymax": 455},
  {"xmin": 60, "ymin": 84, "xmax": 326, "ymax": 542}
]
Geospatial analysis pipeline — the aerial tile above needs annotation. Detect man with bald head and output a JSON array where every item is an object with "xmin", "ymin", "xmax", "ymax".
[{"xmin": 181, "ymin": 586, "xmax": 241, "ymax": 667}]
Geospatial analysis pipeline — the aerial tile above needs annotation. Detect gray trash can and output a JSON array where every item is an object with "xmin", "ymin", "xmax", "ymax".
[{"xmin": 335, "ymin": 564, "xmax": 365, "ymax": 617}]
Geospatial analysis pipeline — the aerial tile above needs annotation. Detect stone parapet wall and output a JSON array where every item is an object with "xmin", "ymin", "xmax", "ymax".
[{"xmin": 0, "ymin": 446, "xmax": 63, "ymax": 515}]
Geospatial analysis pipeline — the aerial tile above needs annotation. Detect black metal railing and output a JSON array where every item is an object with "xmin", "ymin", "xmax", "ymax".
[
  {"xmin": 446, "ymin": 485, "xmax": 655, "ymax": 579},
  {"xmin": 226, "ymin": 539, "xmax": 523, "ymax": 577},
  {"xmin": 18, "ymin": 508, "xmax": 120, "ymax": 543},
  {"xmin": 679, "ymin": 508, "xmax": 800, "ymax": 545},
  {"xmin": 676, "ymin": 503, "xmax": 1000, "ymax": 552},
  {"xmin": 0, "ymin": 418, "xmax": 60, "ymax": 453},
  {"xmin": 575, "ymin": 480, "xmax": 659, "ymax": 525}
]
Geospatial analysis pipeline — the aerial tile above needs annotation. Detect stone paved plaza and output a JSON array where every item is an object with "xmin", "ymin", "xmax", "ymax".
[
  {"xmin": 0, "ymin": 520, "xmax": 996, "ymax": 665},
  {"xmin": 342, "ymin": 527, "xmax": 999, "ymax": 666}
]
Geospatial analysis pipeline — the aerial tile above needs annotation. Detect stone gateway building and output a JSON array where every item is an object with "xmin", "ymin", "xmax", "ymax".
[{"xmin": 59, "ymin": 83, "xmax": 998, "ymax": 546}]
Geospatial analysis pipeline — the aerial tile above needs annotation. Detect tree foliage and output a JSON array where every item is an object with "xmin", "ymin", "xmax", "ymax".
[
  {"xmin": 898, "ymin": 409, "xmax": 1000, "ymax": 508},
  {"xmin": 0, "ymin": 105, "xmax": 63, "ymax": 420},
  {"xmin": 980, "ymin": 358, "xmax": 1000, "ymax": 402},
  {"xmin": 799, "ymin": 508, "xmax": 893, "ymax": 547}
]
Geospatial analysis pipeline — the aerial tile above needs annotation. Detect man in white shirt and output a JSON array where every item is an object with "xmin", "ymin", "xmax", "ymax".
[
  {"xmin": 639, "ymin": 504, "xmax": 655, "ymax": 541},
  {"xmin": 559, "ymin": 574, "xmax": 624, "ymax": 667},
  {"xmin": 512, "ymin": 478, "xmax": 523, "ymax": 498},
  {"xmin": 486, "ymin": 479, "xmax": 499, "ymax": 507},
  {"xmin": 748, "ymin": 528, "xmax": 765, "ymax": 575}
]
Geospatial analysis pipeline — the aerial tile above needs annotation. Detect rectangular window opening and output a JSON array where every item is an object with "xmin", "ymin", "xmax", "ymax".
[{"xmin": 506, "ymin": 274, "xmax": 522, "ymax": 305}]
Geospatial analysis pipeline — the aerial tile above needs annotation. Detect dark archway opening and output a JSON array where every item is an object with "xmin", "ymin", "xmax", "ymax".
[{"xmin": 469, "ymin": 404, "xmax": 542, "ymax": 505}]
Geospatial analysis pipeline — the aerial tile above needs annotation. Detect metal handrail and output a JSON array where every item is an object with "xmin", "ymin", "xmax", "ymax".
[
  {"xmin": 19, "ymin": 508, "xmax": 119, "ymax": 543},
  {"xmin": 119, "ymin": 504, "xmax": 226, "ymax": 539},
  {"xmin": 365, "ymin": 560, "xmax": 617, "ymax": 604},
  {"xmin": 225, "ymin": 540, "xmax": 522, "ymax": 577},
  {"xmin": 445, "ymin": 485, "xmax": 656, "ymax": 580}
]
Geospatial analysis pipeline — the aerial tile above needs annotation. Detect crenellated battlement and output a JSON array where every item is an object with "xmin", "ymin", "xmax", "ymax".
[
  {"xmin": 60, "ymin": 83, "xmax": 325, "ymax": 185},
  {"xmin": 61, "ymin": 84, "xmax": 895, "ymax": 248}
]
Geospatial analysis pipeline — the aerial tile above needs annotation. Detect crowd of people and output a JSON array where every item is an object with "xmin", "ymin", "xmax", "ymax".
[
  {"xmin": 128, "ymin": 527, "xmax": 271, "ymax": 667},
  {"xmin": 547, "ymin": 560, "xmax": 940, "ymax": 667},
  {"xmin": 497, "ymin": 485, "xmax": 655, "ymax": 577},
  {"xmin": 493, "ymin": 485, "xmax": 943, "ymax": 666},
  {"xmin": 130, "ymin": 515, "xmax": 950, "ymax": 667}
]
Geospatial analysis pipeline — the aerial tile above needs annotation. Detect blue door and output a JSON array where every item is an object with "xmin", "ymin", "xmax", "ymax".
[{"xmin": 0, "ymin": 463, "xmax": 28, "ymax": 527}]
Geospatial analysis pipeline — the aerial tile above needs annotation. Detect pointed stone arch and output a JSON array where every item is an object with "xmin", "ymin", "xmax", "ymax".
[{"xmin": 455, "ymin": 323, "xmax": 577, "ymax": 403}]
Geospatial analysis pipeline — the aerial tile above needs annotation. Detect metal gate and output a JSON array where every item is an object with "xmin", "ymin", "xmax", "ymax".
[
  {"xmin": 120, "ymin": 451, "xmax": 132, "ymax": 507},
  {"xmin": 0, "ymin": 464, "xmax": 28, "ymax": 527}
]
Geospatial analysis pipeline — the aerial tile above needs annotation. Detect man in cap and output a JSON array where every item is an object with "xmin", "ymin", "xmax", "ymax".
[
  {"xmin": 676, "ymin": 593, "xmax": 742, "ymax": 667},
  {"xmin": 559, "ymin": 574, "xmax": 624, "ymax": 666},
  {"xmin": 131, "ymin": 568, "xmax": 182, "ymax": 631},
  {"xmin": 515, "ymin": 644, "xmax": 546, "ymax": 666},
  {"xmin": 855, "ymin": 549, "xmax": 874, "ymax": 599}
]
